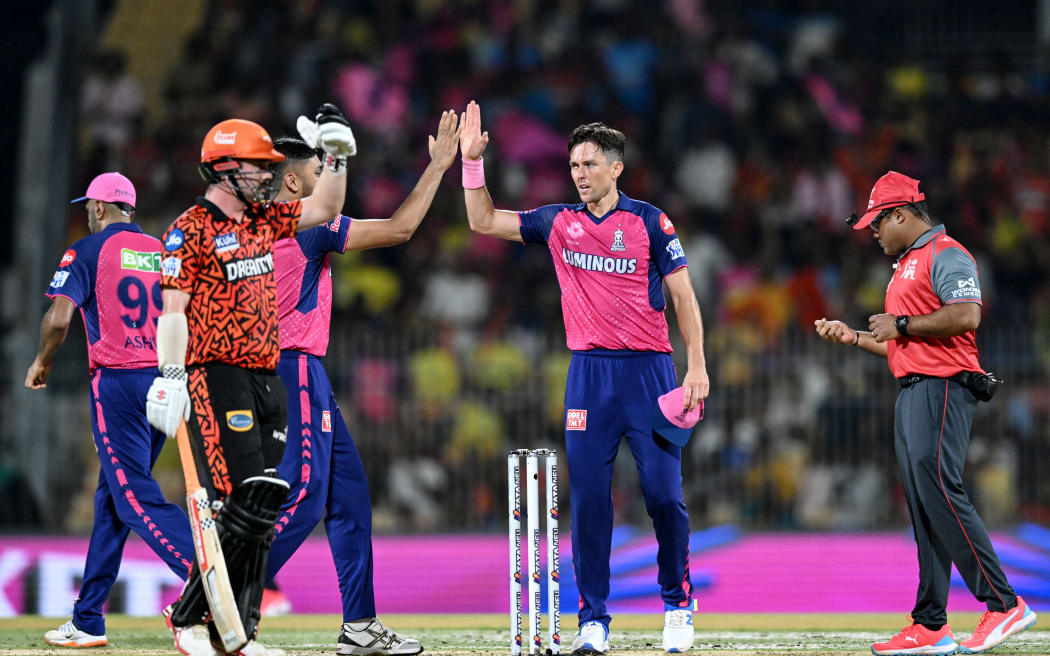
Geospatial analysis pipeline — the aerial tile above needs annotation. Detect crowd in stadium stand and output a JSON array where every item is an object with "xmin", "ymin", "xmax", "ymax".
[{"xmin": 62, "ymin": 0, "xmax": 1050, "ymax": 532}]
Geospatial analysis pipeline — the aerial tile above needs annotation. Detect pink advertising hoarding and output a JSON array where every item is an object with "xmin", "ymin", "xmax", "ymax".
[{"xmin": 0, "ymin": 528, "xmax": 1045, "ymax": 616}]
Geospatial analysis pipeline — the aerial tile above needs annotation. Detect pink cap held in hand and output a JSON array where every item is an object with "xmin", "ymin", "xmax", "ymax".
[
  {"xmin": 70, "ymin": 172, "xmax": 137, "ymax": 208},
  {"xmin": 651, "ymin": 386, "xmax": 704, "ymax": 446}
]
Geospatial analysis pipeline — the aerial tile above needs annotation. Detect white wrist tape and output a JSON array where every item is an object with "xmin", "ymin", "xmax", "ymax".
[{"xmin": 157, "ymin": 313, "xmax": 188, "ymax": 370}]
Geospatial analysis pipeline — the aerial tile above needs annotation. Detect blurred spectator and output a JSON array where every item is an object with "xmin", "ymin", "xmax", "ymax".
[{"xmin": 46, "ymin": 0, "xmax": 1050, "ymax": 532}]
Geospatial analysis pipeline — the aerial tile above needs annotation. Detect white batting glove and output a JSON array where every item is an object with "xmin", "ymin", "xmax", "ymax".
[
  {"xmin": 297, "ymin": 103, "xmax": 356, "ymax": 158},
  {"xmin": 146, "ymin": 365, "xmax": 191, "ymax": 438}
]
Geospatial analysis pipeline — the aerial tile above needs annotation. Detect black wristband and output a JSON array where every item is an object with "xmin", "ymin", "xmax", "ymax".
[{"xmin": 853, "ymin": 330, "xmax": 861, "ymax": 346}]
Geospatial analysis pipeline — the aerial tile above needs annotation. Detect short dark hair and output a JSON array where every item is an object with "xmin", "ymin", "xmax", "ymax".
[
  {"xmin": 271, "ymin": 137, "xmax": 322, "ymax": 181},
  {"xmin": 568, "ymin": 122, "xmax": 625, "ymax": 162}
]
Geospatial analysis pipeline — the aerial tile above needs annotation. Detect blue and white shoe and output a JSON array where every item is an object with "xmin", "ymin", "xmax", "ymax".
[
  {"xmin": 571, "ymin": 620, "xmax": 609, "ymax": 655},
  {"xmin": 662, "ymin": 606, "xmax": 695, "ymax": 653}
]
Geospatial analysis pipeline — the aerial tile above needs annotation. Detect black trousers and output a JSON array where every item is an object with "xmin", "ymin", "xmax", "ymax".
[
  {"xmin": 894, "ymin": 376, "xmax": 1017, "ymax": 625},
  {"xmin": 186, "ymin": 364, "xmax": 288, "ymax": 500}
]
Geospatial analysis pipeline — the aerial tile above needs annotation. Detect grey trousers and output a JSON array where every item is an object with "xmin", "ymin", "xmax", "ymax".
[{"xmin": 894, "ymin": 376, "xmax": 1017, "ymax": 626}]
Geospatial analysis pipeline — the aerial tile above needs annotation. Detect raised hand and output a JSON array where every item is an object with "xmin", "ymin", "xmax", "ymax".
[
  {"xmin": 428, "ymin": 110, "xmax": 461, "ymax": 170},
  {"xmin": 459, "ymin": 100, "xmax": 489, "ymax": 161},
  {"xmin": 814, "ymin": 318, "xmax": 858, "ymax": 345}
]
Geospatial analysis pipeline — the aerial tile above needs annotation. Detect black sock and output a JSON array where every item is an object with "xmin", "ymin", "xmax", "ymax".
[{"xmin": 921, "ymin": 623, "xmax": 943, "ymax": 632}]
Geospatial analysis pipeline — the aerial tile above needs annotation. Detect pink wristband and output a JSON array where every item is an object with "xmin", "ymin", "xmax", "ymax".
[{"xmin": 462, "ymin": 157, "xmax": 485, "ymax": 189}]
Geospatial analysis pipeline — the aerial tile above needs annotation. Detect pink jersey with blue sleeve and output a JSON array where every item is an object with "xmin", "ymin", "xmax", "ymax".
[
  {"xmin": 45, "ymin": 223, "xmax": 162, "ymax": 372},
  {"xmin": 274, "ymin": 215, "xmax": 352, "ymax": 356},
  {"xmin": 518, "ymin": 192, "xmax": 688, "ymax": 352}
]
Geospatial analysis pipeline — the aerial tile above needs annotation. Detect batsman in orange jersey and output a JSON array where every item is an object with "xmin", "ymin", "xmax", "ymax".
[{"xmin": 145, "ymin": 104, "xmax": 355, "ymax": 656}]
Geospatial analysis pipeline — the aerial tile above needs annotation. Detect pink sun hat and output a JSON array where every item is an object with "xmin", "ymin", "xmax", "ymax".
[
  {"xmin": 70, "ymin": 172, "xmax": 137, "ymax": 208},
  {"xmin": 652, "ymin": 386, "xmax": 704, "ymax": 446}
]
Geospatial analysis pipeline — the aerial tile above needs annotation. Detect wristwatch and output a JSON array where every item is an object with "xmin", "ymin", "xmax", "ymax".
[{"xmin": 894, "ymin": 315, "xmax": 910, "ymax": 336}]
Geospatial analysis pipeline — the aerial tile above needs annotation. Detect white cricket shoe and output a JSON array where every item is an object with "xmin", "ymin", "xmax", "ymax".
[
  {"xmin": 163, "ymin": 604, "xmax": 218, "ymax": 656},
  {"xmin": 571, "ymin": 620, "xmax": 609, "ymax": 655},
  {"xmin": 337, "ymin": 618, "xmax": 423, "ymax": 655},
  {"xmin": 237, "ymin": 639, "xmax": 286, "ymax": 656},
  {"xmin": 662, "ymin": 609, "xmax": 695, "ymax": 653},
  {"xmin": 171, "ymin": 623, "xmax": 218, "ymax": 656},
  {"xmin": 44, "ymin": 620, "xmax": 108, "ymax": 648}
]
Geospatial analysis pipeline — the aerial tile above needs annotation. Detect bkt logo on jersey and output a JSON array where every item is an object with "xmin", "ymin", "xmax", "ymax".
[
  {"xmin": 164, "ymin": 228, "xmax": 184, "ymax": 250},
  {"xmin": 561, "ymin": 248, "xmax": 637, "ymax": 275},
  {"xmin": 214, "ymin": 232, "xmax": 240, "ymax": 253},
  {"xmin": 666, "ymin": 238, "xmax": 684, "ymax": 260},
  {"xmin": 225, "ymin": 253, "xmax": 274, "ymax": 281},
  {"xmin": 121, "ymin": 249, "xmax": 162, "ymax": 272}
]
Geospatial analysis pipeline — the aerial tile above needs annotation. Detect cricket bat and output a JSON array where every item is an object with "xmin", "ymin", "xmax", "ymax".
[{"xmin": 176, "ymin": 420, "xmax": 248, "ymax": 653}]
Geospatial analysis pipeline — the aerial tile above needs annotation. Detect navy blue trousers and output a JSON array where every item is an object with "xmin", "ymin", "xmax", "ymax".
[
  {"xmin": 267, "ymin": 351, "xmax": 375, "ymax": 621},
  {"xmin": 565, "ymin": 350, "xmax": 692, "ymax": 629},
  {"xmin": 73, "ymin": 368, "xmax": 194, "ymax": 635}
]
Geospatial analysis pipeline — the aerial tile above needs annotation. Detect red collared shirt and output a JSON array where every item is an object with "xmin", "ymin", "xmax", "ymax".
[{"xmin": 884, "ymin": 225, "xmax": 984, "ymax": 378}]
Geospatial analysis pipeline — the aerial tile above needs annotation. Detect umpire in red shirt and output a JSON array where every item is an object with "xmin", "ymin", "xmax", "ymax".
[{"xmin": 815, "ymin": 172, "xmax": 1036, "ymax": 656}]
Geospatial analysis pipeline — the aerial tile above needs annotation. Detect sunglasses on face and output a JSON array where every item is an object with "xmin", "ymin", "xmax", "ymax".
[{"xmin": 869, "ymin": 209, "xmax": 894, "ymax": 232}]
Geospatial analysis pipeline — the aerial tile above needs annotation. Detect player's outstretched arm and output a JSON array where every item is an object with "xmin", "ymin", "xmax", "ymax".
[
  {"xmin": 664, "ymin": 269, "xmax": 709, "ymax": 410},
  {"xmin": 25, "ymin": 297, "xmax": 75, "ymax": 389},
  {"xmin": 298, "ymin": 104, "xmax": 353, "ymax": 230},
  {"xmin": 814, "ymin": 318, "xmax": 888, "ymax": 357},
  {"xmin": 460, "ymin": 100, "xmax": 524, "ymax": 242},
  {"xmin": 347, "ymin": 110, "xmax": 461, "ymax": 251}
]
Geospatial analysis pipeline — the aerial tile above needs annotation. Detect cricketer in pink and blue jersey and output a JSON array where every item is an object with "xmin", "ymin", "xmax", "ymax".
[
  {"xmin": 43, "ymin": 222, "xmax": 193, "ymax": 636},
  {"xmin": 518, "ymin": 191, "xmax": 688, "ymax": 351},
  {"xmin": 269, "ymin": 216, "xmax": 379, "ymax": 623},
  {"xmin": 46, "ymin": 223, "xmax": 164, "ymax": 371},
  {"xmin": 274, "ymin": 214, "xmax": 352, "ymax": 355},
  {"xmin": 518, "ymin": 191, "xmax": 695, "ymax": 628}
]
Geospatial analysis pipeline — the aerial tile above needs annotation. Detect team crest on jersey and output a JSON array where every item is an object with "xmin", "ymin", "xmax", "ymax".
[
  {"xmin": 59, "ymin": 249, "xmax": 76, "ymax": 267},
  {"xmin": 162, "ymin": 256, "xmax": 182, "ymax": 278},
  {"xmin": 322, "ymin": 410, "xmax": 332, "ymax": 432},
  {"xmin": 226, "ymin": 410, "xmax": 255, "ymax": 432},
  {"xmin": 610, "ymin": 228, "xmax": 626, "ymax": 252},
  {"xmin": 567, "ymin": 221, "xmax": 585, "ymax": 239},
  {"xmin": 566, "ymin": 409, "xmax": 587, "ymax": 430},
  {"xmin": 659, "ymin": 213, "xmax": 675, "ymax": 235},
  {"xmin": 50, "ymin": 271, "xmax": 70, "ymax": 288},
  {"xmin": 214, "ymin": 232, "xmax": 240, "ymax": 253}
]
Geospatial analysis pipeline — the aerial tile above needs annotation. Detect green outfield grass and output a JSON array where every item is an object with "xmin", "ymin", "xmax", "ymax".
[{"xmin": 0, "ymin": 614, "xmax": 1046, "ymax": 655}]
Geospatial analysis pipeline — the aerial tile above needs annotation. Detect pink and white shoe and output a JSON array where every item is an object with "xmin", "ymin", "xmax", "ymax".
[
  {"xmin": 871, "ymin": 617, "xmax": 957, "ymax": 655},
  {"xmin": 959, "ymin": 596, "xmax": 1037, "ymax": 654}
]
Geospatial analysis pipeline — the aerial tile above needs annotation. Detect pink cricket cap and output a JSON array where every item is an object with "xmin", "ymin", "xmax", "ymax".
[
  {"xmin": 70, "ymin": 172, "xmax": 137, "ymax": 208},
  {"xmin": 652, "ymin": 386, "xmax": 704, "ymax": 446}
]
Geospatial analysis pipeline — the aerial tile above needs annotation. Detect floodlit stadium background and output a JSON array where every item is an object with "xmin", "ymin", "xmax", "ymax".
[{"xmin": 1, "ymin": 0, "xmax": 1048, "ymax": 617}]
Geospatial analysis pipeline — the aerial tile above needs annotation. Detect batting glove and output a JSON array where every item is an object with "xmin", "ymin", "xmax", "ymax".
[
  {"xmin": 297, "ymin": 103, "xmax": 356, "ymax": 161},
  {"xmin": 146, "ymin": 365, "xmax": 191, "ymax": 438}
]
